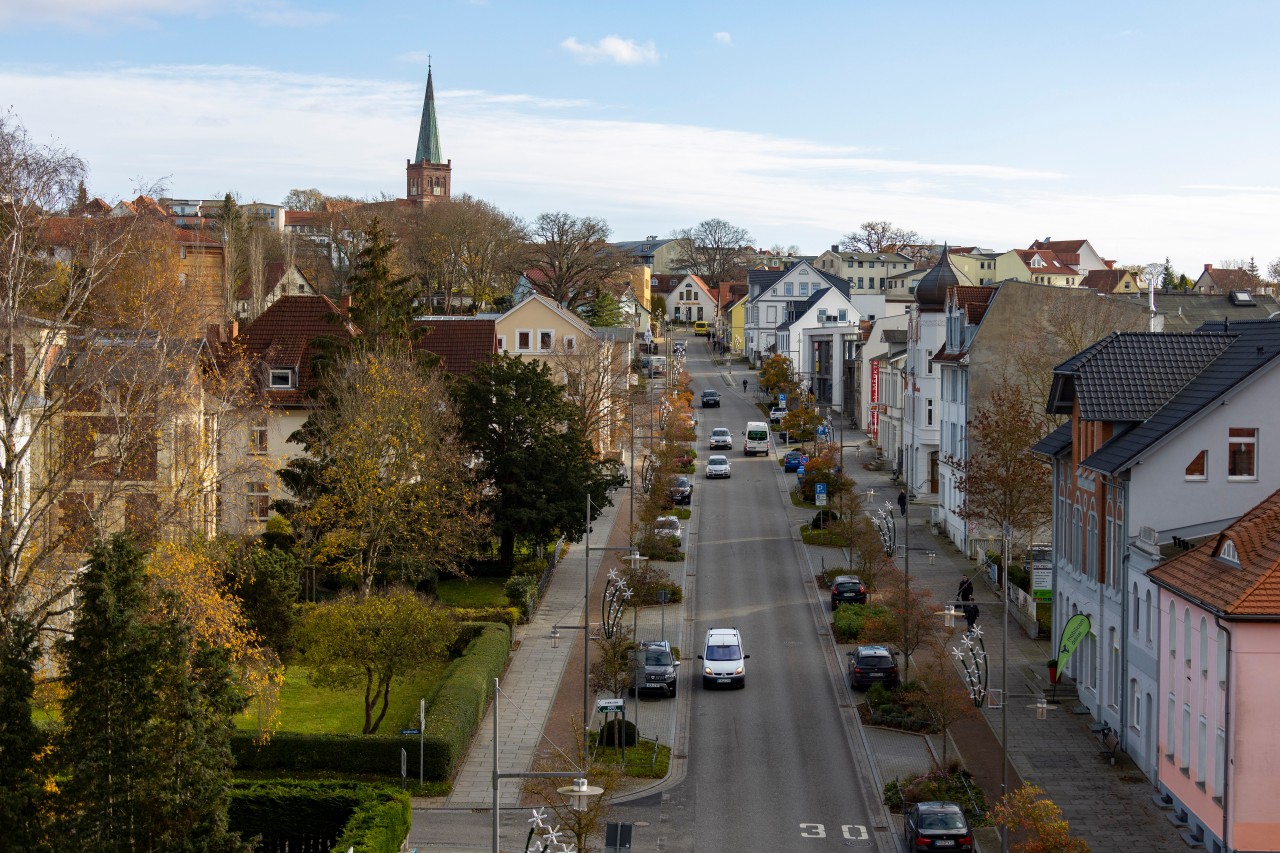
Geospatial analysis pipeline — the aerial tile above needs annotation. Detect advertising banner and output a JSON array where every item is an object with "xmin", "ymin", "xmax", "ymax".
[
  {"xmin": 869, "ymin": 359, "xmax": 880, "ymax": 438},
  {"xmin": 1056, "ymin": 614, "xmax": 1091, "ymax": 673}
]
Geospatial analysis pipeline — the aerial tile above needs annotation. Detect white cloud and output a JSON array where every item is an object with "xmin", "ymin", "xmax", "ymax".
[
  {"xmin": 713, "ymin": 31, "xmax": 731, "ymax": 45},
  {"xmin": 560, "ymin": 35, "xmax": 658, "ymax": 65},
  {"xmin": 0, "ymin": 63, "xmax": 1271, "ymax": 273},
  {"xmin": 0, "ymin": 0, "xmax": 329, "ymax": 29}
]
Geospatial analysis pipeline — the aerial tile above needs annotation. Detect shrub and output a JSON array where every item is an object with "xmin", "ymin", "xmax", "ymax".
[
  {"xmin": 230, "ymin": 781, "xmax": 410, "ymax": 853},
  {"xmin": 504, "ymin": 575, "xmax": 538, "ymax": 623},
  {"xmin": 832, "ymin": 602, "xmax": 892, "ymax": 643},
  {"xmin": 600, "ymin": 718, "xmax": 638, "ymax": 747},
  {"xmin": 424, "ymin": 624, "xmax": 511, "ymax": 778},
  {"xmin": 448, "ymin": 606, "xmax": 520, "ymax": 629},
  {"xmin": 883, "ymin": 768, "xmax": 988, "ymax": 824},
  {"xmin": 811, "ymin": 508, "xmax": 842, "ymax": 530}
]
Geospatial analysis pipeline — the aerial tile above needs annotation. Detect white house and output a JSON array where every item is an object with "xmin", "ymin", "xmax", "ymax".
[
  {"xmin": 742, "ymin": 262, "xmax": 846, "ymax": 367},
  {"xmin": 666, "ymin": 275, "xmax": 718, "ymax": 326}
]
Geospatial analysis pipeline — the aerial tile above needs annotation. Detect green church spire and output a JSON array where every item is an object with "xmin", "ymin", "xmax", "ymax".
[{"xmin": 414, "ymin": 64, "xmax": 442, "ymax": 165}]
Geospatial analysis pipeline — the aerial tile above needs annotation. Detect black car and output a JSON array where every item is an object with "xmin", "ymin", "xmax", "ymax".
[
  {"xmin": 631, "ymin": 640, "xmax": 679, "ymax": 697},
  {"xmin": 847, "ymin": 644, "xmax": 899, "ymax": 690},
  {"xmin": 903, "ymin": 801, "xmax": 974, "ymax": 852},
  {"xmin": 701, "ymin": 389, "xmax": 721, "ymax": 408},
  {"xmin": 830, "ymin": 575, "xmax": 867, "ymax": 610},
  {"xmin": 668, "ymin": 475, "xmax": 693, "ymax": 505}
]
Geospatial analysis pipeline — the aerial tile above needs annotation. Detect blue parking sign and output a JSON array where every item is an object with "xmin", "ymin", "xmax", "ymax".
[{"xmin": 815, "ymin": 482, "xmax": 828, "ymax": 506}]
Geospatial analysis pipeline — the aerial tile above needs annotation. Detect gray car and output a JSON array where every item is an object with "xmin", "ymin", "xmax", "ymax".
[{"xmin": 631, "ymin": 640, "xmax": 679, "ymax": 697}]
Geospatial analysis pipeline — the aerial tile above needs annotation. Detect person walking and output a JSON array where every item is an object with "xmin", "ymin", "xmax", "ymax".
[
  {"xmin": 963, "ymin": 603, "xmax": 980, "ymax": 634},
  {"xmin": 742, "ymin": 378, "xmax": 748, "ymax": 393},
  {"xmin": 957, "ymin": 575, "xmax": 974, "ymax": 602},
  {"xmin": 897, "ymin": 490, "xmax": 907, "ymax": 516}
]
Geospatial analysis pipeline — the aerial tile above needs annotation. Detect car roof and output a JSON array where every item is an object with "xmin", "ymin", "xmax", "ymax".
[
  {"xmin": 711, "ymin": 426, "xmax": 731, "ymax": 433},
  {"xmin": 707, "ymin": 627, "xmax": 740, "ymax": 641},
  {"xmin": 856, "ymin": 644, "xmax": 893, "ymax": 655},
  {"xmin": 708, "ymin": 455, "xmax": 728, "ymax": 462},
  {"xmin": 834, "ymin": 575, "xmax": 862, "ymax": 583},
  {"xmin": 915, "ymin": 801, "xmax": 964, "ymax": 813}
]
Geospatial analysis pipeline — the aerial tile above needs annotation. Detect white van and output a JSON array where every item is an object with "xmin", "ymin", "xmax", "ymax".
[
  {"xmin": 743, "ymin": 421, "xmax": 770, "ymax": 456},
  {"xmin": 698, "ymin": 627, "xmax": 748, "ymax": 689}
]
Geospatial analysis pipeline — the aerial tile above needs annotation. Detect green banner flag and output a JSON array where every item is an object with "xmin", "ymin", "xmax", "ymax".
[{"xmin": 1056, "ymin": 614, "xmax": 1091, "ymax": 673}]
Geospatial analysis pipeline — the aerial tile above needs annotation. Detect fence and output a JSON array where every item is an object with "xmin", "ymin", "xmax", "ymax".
[{"xmin": 535, "ymin": 535, "xmax": 566, "ymax": 602}]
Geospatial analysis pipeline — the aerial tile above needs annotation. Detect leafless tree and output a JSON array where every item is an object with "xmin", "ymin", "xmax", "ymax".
[
  {"xmin": 544, "ymin": 334, "xmax": 631, "ymax": 456},
  {"xmin": 839, "ymin": 220, "xmax": 922, "ymax": 254},
  {"xmin": 668, "ymin": 218, "xmax": 753, "ymax": 288},
  {"xmin": 524, "ymin": 212, "xmax": 630, "ymax": 311}
]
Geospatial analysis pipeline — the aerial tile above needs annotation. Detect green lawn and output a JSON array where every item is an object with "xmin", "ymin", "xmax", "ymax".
[
  {"xmin": 436, "ymin": 576, "xmax": 509, "ymax": 608},
  {"xmin": 236, "ymin": 663, "xmax": 449, "ymax": 735}
]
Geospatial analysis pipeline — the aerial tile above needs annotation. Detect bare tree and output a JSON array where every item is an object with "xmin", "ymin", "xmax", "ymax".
[
  {"xmin": 544, "ymin": 334, "xmax": 630, "ymax": 456},
  {"xmin": 668, "ymin": 218, "xmax": 753, "ymax": 288},
  {"xmin": 524, "ymin": 212, "xmax": 630, "ymax": 311},
  {"xmin": 839, "ymin": 220, "xmax": 922, "ymax": 253}
]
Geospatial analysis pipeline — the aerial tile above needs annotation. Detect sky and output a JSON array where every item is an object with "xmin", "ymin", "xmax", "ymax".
[{"xmin": 3, "ymin": 0, "xmax": 1279, "ymax": 276}]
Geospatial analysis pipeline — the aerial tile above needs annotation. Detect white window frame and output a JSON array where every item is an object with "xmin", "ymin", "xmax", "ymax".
[
  {"xmin": 246, "ymin": 482, "xmax": 270, "ymax": 522},
  {"xmin": 563, "ymin": 335, "xmax": 576, "ymax": 353},
  {"xmin": 1185, "ymin": 449, "xmax": 1208, "ymax": 481},
  {"xmin": 1227, "ymin": 428, "xmax": 1258, "ymax": 480},
  {"xmin": 497, "ymin": 335, "xmax": 506, "ymax": 352},
  {"xmin": 249, "ymin": 424, "xmax": 268, "ymax": 455},
  {"xmin": 516, "ymin": 330, "xmax": 533, "ymax": 352},
  {"xmin": 268, "ymin": 369, "xmax": 294, "ymax": 389},
  {"xmin": 538, "ymin": 330, "xmax": 554, "ymax": 352}
]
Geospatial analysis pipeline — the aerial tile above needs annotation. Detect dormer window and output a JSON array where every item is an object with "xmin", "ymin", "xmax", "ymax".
[
  {"xmin": 268, "ymin": 369, "xmax": 295, "ymax": 389},
  {"xmin": 1218, "ymin": 539, "xmax": 1239, "ymax": 565}
]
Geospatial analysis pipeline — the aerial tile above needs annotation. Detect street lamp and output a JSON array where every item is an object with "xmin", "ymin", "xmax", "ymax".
[{"xmin": 490, "ymin": 678, "xmax": 602, "ymax": 853}]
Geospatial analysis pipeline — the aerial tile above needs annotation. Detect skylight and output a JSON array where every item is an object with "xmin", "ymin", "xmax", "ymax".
[{"xmin": 1230, "ymin": 290, "xmax": 1255, "ymax": 306}]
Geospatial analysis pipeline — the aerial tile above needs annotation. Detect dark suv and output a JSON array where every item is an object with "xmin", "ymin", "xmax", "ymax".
[
  {"xmin": 847, "ymin": 644, "xmax": 899, "ymax": 690},
  {"xmin": 701, "ymin": 389, "xmax": 721, "ymax": 408},
  {"xmin": 903, "ymin": 801, "xmax": 974, "ymax": 851},
  {"xmin": 668, "ymin": 475, "xmax": 693, "ymax": 505},
  {"xmin": 830, "ymin": 575, "xmax": 867, "ymax": 610},
  {"xmin": 631, "ymin": 640, "xmax": 679, "ymax": 697}
]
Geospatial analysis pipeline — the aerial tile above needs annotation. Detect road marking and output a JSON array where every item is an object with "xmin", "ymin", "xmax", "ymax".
[{"xmin": 797, "ymin": 824, "xmax": 870, "ymax": 841}]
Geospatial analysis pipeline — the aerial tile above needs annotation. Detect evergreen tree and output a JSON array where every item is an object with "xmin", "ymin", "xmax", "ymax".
[
  {"xmin": 580, "ymin": 287, "xmax": 623, "ymax": 327},
  {"xmin": 226, "ymin": 543, "xmax": 302, "ymax": 661},
  {"xmin": 343, "ymin": 217, "xmax": 419, "ymax": 351},
  {"xmin": 453, "ymin": 355, "xmax": 622, "ymax": 570},
  {"xmin": 0, "ymin": 617, "xmax": 47, "ymax": 850},
  {"xmin": 1161, "ymin": 258, "xmax": 1177, "ymax": 292},
  {"xmin": 1247, "ymin": 256, "xmax": 1261, "ymax": 279},
  {"xmin": 57, "ymin": 535, "xmax": 248, "ymax": 852}
]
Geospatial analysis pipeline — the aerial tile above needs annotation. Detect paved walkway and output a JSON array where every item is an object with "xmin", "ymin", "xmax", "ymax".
[{"xmin": 410, "ymin": 355, "xmax": 1193, "ymax": 852}]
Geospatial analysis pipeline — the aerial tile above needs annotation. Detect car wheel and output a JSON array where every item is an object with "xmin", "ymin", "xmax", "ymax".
[
  {"xmin": 738, "ymin": 679, "xmax": 746, "ymax": 690},
  {"xmin": 702, "ymin": 677, "xmax": 712, "ymax": 689},
  {"xmin": 668, "ymin": 682, "xmax": 677, "ymax": 698}
]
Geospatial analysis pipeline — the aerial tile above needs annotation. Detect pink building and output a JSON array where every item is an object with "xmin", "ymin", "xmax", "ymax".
[{"xmin": 1148, "ymin": 488, "xmax": 1280, "ymax": 853}]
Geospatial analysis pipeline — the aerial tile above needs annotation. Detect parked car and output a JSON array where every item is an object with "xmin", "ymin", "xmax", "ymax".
[
  {"xmin": 631, "ymin": 640, "xmax": 679, "ymax": 697},
  {"xmin": 653, "ymin": 515, "xmax": 683, "ymax": 546},
  {"xmin": 701, "ymin": 389, "xmax": 721, "ymax": 408},
  {"xmin": 668, "ymin": 475, "xmax": 693, "ymax": 505},
  {"xmin": 847, "ymin": 644, "xmax": 899, "ymax": 690},
  {"xmin": 709, "ymin": 427, "xmax": 733, "ymax": 449},
  {"xmin": 705, "ymin": 455, "xmax": 731, "ymax": 479},
  {"xmin": 769, "ymin": 406, "xmax": 787, "ymax": 425},
  {"xmin": 782, "ymin": 449, "xmax": 805, "ymax": 472},
  {"xmin": 698, "ymin": 627, "xmax": 748, "ymax": 689},
  {"xmin": 903, "ymin": 801, "xmax": 974, "ymax": 852},
  {"xmin": 830, "ymin": 575, "xmax": 867, "ymax": 610},
  {"xmin": 693, "ymin": 320, "xmax": 709, "ymax": 337}
]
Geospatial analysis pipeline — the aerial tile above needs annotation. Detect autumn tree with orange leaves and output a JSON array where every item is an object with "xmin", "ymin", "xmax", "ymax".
[{"xmin": 991, "ymin": 783, "xmax": 1091, "ymax": 853}]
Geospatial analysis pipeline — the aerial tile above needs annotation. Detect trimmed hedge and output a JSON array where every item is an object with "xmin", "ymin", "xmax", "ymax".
[
  {"xmin": 424, "ymin": 622, "xmax": 511, "ymax": 778},
  {"xmin": 231, "ymin": 623, "xmax": 512, "ymax": 780},
  {"xmin": 230, "ymin": 780, "xmax": 409, "ymax": 853},
  {"xmin": 504, "ymin": 575, "xmax": 539, "ymax": 623},
  {"xmin": 833, "ymin": 602, "xmax": 893, "ymax": 643},
  {"xmin": 450, "ymin": 605, "xmax": 520, "ymax": 629}
]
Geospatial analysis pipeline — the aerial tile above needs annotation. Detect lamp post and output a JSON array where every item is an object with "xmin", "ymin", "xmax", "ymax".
[{"xmin": 490, "ymin": 678, "xmax": 601, "ymax": 853}]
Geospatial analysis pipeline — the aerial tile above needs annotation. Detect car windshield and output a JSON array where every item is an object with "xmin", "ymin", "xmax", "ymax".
[
  {"xmin": 709, "ymin": 456, "xmax": 727, "ymax": 465},
  {"xmin": 672, "ymin": 477, "xmax": 690, "ymax": 488},
  {"xmin": 705, "ymin": 644, "xmax": 741, "ymax": 661},
  {"xmin": 919, "ymin": 813, "xmax": 966, "ymax": 831},
  {"xmin": 645, "ymin": 649, "xmax": 673, "ymax": 666},
  {"xmin": 712, "ymin": 428, "xmax": 730, "ymax": 437},
  {"xmin": 656, "ymin": 519, "xmax": 679, "ymax": 531}
]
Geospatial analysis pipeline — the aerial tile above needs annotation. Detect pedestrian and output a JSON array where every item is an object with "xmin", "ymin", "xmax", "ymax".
[
  {"xmin": 897, "ymin": 490, "xmax": 907, "ymax": 516},
  {"xmin": 957, "ymin": 576, "xmax": 974, "ymax": 602},
  {"xmin": 742, "ymin": 378, "xmax": 748, "ymax": 393},
  {"xmin": 963, "ymin": 603, "xmax": 979, "ymax": 633}
]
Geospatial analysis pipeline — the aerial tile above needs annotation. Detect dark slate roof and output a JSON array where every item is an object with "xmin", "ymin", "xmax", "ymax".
[
  {"xmin": 1080, "ymin": 321, "xmax": 1280, "ymax": 474},
  {"xmin": 1047, "ymin": 332, "xmax": 1234, "ymax": 421},
  {"xmin": 882, "ymin": 329, "xmax": 908, "ymax": 343},
  {"xmin": 1029, "ymin": 421, "xmax": 1073, "ymax": 458},
  {"xmin": 915, "ymin": 246, "xmax": 971, "ymax": 309},
  {"xmin": 1148, "ymin": 487, "xmax": 1280, "ymax": 617},
  {"xmin": 1105, "ymin": 292, "xmax": 1280, "ymax": 332},
  {"xmin": 411, "ymin": 317, "xmax": 496, "ymax": 375},
  {"xmin": 815, "ymin": 269, "xmax": 851, "ymax": 294},
  {"xmin": 747, "ymin": 268, "xmax": 787, "ymax": 299}
]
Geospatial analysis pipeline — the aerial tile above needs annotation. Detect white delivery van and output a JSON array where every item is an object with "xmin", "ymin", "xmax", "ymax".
[{"xmin": 743, "ymin": 421, "xmax": 770, "ymax": 456}]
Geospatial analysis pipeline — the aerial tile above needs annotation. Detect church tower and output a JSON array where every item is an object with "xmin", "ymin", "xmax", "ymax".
[{"xmin": 406, "ymin": 64, "xmax": 451, "ymax": 205}]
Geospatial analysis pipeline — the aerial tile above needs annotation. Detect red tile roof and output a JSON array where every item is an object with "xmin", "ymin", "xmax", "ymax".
[
  {"xmin": 1080, "ymin": 269, "xmax": 1132, "ymax": 293},
  {"xmin": 1149, "ymin": 488, "xmax": 1280, "ymax": 616},
  {"xmin": 411, "ymin": 318, "xmax": 497, "ymax": 375},
  {"xmin": 237, "ymin": 295, "xmax": 356, "ymax": 406},
  {"xmin": 1013, "ymin": 249, "xmax": 1076, "ymax": 276},
  {"xmin": 1200, "ymin": 267, "xmax": 1259, "ymax": 294},
  {"xmin": 1029, "ymin": 239, "xmax": 1088, "ymax": 254}
]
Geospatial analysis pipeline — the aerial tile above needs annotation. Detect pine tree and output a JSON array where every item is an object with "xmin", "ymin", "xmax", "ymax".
[
  {"xmin": 344, "ymin": 217, "xmax": 420, "ymax": 351},
  {"xmin": 1161, "ymin": 258, "xmax": 1177, "ymax": 292},
  {"xmin": 0, "ymin": 617, "xmax": 47, "ymax": 850},
  {"xmin": 57, "ymin": 535, "xmax": 248, "ymax": 852},
  {"xmin": 580, "ymin": 288, "xmax": 623, "ymax": 327}
]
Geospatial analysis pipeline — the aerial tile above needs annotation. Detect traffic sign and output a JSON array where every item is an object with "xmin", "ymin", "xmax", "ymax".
[
  {"xmin": 400, "ymin": 729, "xmax": 421, "ymax": 735},
  {"xmin": 815, "ymin": 483, "xmax": 828, "ymax": 507},
  {"xmin": 597, "ymin": 698, "xmax": 625, "ymax": 714},
  {"xmin": 778, "ymin": 392, "xmax": 787, "ymax": 407}
]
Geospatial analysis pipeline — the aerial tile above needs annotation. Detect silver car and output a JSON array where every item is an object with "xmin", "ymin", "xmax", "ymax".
[
  {"xmin": 709, "ymin": 427, "xmax": 733, "ymax": 449},
  {"xmin": 654, "ymin": 515, "xmax": 683, "ymax": 546},
  {"xmin": 705, "ymin": 455, "xmax": 731, "ymax": 479}
]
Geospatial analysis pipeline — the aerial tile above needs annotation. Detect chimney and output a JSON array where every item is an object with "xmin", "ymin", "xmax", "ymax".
[
  {"xmin": 228, "ymin": 319, "xmax": 239, "ymax": 340},
  {"xmin": 831, "ymin": 244, "xmax": 839, "ymax": 253},
  {"xmin": 1204, "ymin": 264, "xmax": 1214, "ymax": 272},
  {"xmin": 206, "ymin": 323, "xmax": 221, "ymax": 344}
]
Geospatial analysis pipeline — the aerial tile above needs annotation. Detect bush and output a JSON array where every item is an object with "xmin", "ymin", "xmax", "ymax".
[
  {"xmin": 448, "ymin": 606, "xmax": 520, "ymax": 629},
  {"xmin": 600, "ymin": 718, "xmax": 638, "ymax": 747},
  {"xmin": 231, "ymin": 731, "xmax": 444, "ymax": 777},
  {"xmin": 423, "ymin": 623, "xmax": 511, "ymax": 778},
  {"xmin": 504, "ymin": 575, "xmax": 538, "ymax": 623},
  {"xmin": 230, "ymin": 780, "xmax": 409, "ymax": 853},
  {"xmin": 833, "ymin": 602, "xmax": 892, "ymax": 643},
  {"xmin": 883, "ymin": 768, "xmax": 988, "ymax": 824},
  {"xmin": 811, "ymin": 508, "xmax": 841, "ymax": 530}
]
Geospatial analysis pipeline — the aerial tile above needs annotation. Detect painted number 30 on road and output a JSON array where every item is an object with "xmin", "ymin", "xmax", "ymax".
[{"xmin": 799, "ymin": 824, "xmax": 869, "ymax": 840}]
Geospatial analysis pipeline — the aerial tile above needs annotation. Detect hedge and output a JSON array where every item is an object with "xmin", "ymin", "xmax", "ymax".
[
  {"xmin": 230, "ymin": 780, "xmax": 409, "ymax": 853},
  {"xmin": 231, "ymin": 623, "xmax": 512, "ymax": 780}
]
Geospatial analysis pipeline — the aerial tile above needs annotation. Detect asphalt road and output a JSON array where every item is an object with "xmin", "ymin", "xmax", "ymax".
[{"xmin": 610, "ymin": 341, "xmax": 896, "ymax": 852}]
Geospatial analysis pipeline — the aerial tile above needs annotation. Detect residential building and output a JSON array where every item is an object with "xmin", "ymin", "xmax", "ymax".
[
  {"xmin": 813, "ymin": 247, "xmax": 915, "ymax": 293},
  {"xmin": 1031, "ymin": 319, "xmax": 1280, "ymax": 788},
  {"xmin": 666, "ymin": 275, "xmax": 718, "ymax": 326},
  {"xmin": 405, "ymin": 65, "xmax": 451, "ymax": 205},
  {"xmin": 1027, "ymin": 238, "xmax": 1112, "ymax": 275},
  {"xmin": 1080, "ymin": 268, "xmax": 1143, "ymax": 295},
  {"xmin": 1193, "ymin": 264, "xmax": 1262, "ymax": 295},
  {"xmin": 859, "ymin": 317, "xmax": 908, "ymax": 444},
  {"xmin": 742, "ymin": 262, "xmax": 846, "ymax": 367},
  {"xmin": 996, "ymin": 248, "xmax": 1083, "ymax": 287},
  {"xmin": 1147, "ymin": 489, "xmax": 1280, "ymax": 853},
  {"xmin": 777, "ymin": 284, "xmax": 858, "ymax": 405},
  {"xmin": 614, "ymin": 237, "xmax": 682, "ymax": 275},
  {"xmin": 411, "ymin": 316, "xmax": 498, "ymax": 376},
  {"xmin": 234, "ymin": 262, "xmax": 318, "ymax": 321}
]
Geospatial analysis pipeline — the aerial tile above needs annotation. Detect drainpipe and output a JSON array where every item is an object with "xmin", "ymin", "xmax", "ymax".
[{"xmin": 1215, "ymin": 615, "xmax": 1233, "ymax": 852}]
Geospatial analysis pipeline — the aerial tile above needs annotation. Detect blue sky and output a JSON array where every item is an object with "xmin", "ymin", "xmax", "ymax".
[{"xmin": 2, "ymin": 0, "xmax": 1279, "ymax": 276}]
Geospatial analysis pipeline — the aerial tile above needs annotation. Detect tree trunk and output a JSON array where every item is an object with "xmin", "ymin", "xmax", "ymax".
[{"xmin": 500, "ymin": 529, "xmax": 516, "ymax": 574}]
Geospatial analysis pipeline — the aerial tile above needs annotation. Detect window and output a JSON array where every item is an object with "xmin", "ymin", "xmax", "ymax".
[
  {"xmin": 838, "ymin": 309, "xmax": 848, "ymax": 322},
  {"xmin": 564, "ymin": 336, "xmax": 576, "ymax": 353},
  {"xmin": 800, "ymin": 283, "xmax": 809, "ymax": 296},
  {"xmin": 268, "ymin": 369, "xmax": 294, "ymax": 389},
  {"xmin": 538, "ymin": 331, "xmax": 553, "ymax": 352},
  {"xmin": 1183, "ymin": 608, "xmax": 1192, "ymax": 667},
  {"xmin": 1219, "ymin": 539, "xmax": 1239, "ymax": 563},
  {"xmin": 517, "ymin": 330, "xmax": 532, "ymax": 351},
  {"xmin": 1166, "ymin": 695, "xmax": 1176, "ymax": 760},
  {"xmin": 1087, "ymin": 512, "xmax": 1099, "ymax": 582},
  {"xmin": 1169, "ymin": 601, "xmax": 1177, "ymax": 657},
  {"xmin": 1217, "ymin": 628, "xmax": 1227, "ymax": 688},
  {"xmin": 1109, "ymin": 628, "xmax": 1120, "ymax": 707},
  {"xmin": 926, "ymin": 399, "xmax": 934, "ymax": 426},
  {"xmin": 1133, "ymin": 584, "xmax": 1140, "ymax": 632},
  {"xmin": 1228, "ymin": 428, "xmax": 1258, "ymax": 479},
  {"xmin": 926, "ymin": 349, "xmax": 934, "ymax": 374},
  {"xmin": 1181, "ymin": 704, "xmax": 1191, "ymax": 770},
  {"xmin": 1215, "ymin": 729, "xmax": 1226, "ymax": 800},
  {"xmin": 1130, "ymin": 680, "xmax": 1141, "ymax": 728},
  {"xmin": 179, "ymin": 246, "xmax": 187, "ymax": 260},
  {"xmin": 249, "ymin": 425, "xmax": 268, "ymax": 455},
  {"xmin": 497, "ymin": 335, "xmax": 505, "ymax": 352},
  {"xmin": 1145, "ymin": 590, "xmax": 1153, "ymax": 642},
  {"xmin": 1197, "ymin": 717, "xmax": 1207, "ymax": 785},
  {"xmin": 784, "ymin": 282, "xmax": 794, "ymax": 296},
  {"xmin": 1200, "ymin": 617, "xmax": 1209, "ymax": 675},
  {"xmin": 858, "ymin": 277, "xmax": 864, "ymax": 288},
  {"xmin": 246, "ymin": 482, "xmax": 270, "ymax": 521},
  {"xmin": 1185, "ymin": 449, "xmax": 1208, "ymax": 480}
]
